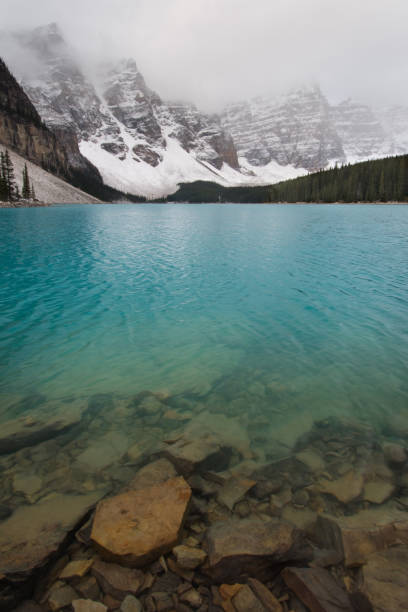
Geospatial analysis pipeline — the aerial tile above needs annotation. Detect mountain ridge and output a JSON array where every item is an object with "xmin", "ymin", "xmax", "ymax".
[{"xmin": 1, "ymin": 22, "xmax": 407, "ymax": 198}]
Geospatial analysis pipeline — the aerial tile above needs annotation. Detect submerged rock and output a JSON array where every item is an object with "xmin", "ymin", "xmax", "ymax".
[
  {"xmin": 316, "ymin": 470, "xmax": 364, "ymax": 504},
  {"xmin": 0, "ymin": 491, "xmax": 102, "ymax": 577},
  {"xmin": 120, "ymin": 594, "xmax": 142, "ymax": 612},
  {"xmin": 91, "ymin": 559, "xmax": 144, "ymax": 599},
  {"xmin": 282, "ymin": 567, "xmax": 353, "ymax": 612},
  {"xmin": 217, "ymin": 477, "xmax": 256, "ymax": 511},
  {"xmin": 205, "ymin": 517, "xmax": 309, "ymax": 582},
  {"xmin": 75, "ymin": 432, "xmax": 130, "ymax": 471},
  {"xmin": 59, "ymin": 558, "xmax": 94, "ymax": 580},
  {"xmin": 247, "ymin": 578, "xmax": 283, "ymax": 611},
  {"xmin": 0, "ymin": 403, "xmax": 83, "ymax": 454},
  {"xmin": 72, "ymin": 600, "xmax": 107, "ymax": 612},
  {"xmin": 315, "ymin": 506, "xmax": 408, "ymax": 567},
  {"xmin": 179, "ymin": 587, "xmax": 202, "ymax": 608},
  {"xmin": 13, "ymin": 601, "xmax": 43, "ymax": 612},
  {"xmin": 12, "ymin": 473, "xmax": 43, "ymax": 503},
  {"xmin": 296, "ymin": 449, "xmax": 326, "ymax": 473},
  {"xmin": 363, "ymin": 479, "xmax": 395, "ymax": 504},
  {"xmin": 47, "ymin": 584, "xmax": 78, "ymax": 611},
  {"xmin": 160, "ymin": 411, "xmax": 251, "ymax": 476},
  {"xmin": 126, "ymin": 458, "xmax": 177, "ymax": 491},
  {"xmin": 91, "ymin": 477, "xmax": 191, "ymax": 567},
  {"xmin": 383, "ymin": 442, "xmax": 407, "ymax": 465},
  {"xmin": 0, "ymin": 504, "xmax": 12, "ymax": 521},
  {"xmin": 359, "ymin": 546, "xmax": 408, "ymax": 612},
  {"xmin": 161, "ymin": 434, "xmax": 232, "ymax": 477},
  {"xmin": 75, "ymin": 576, "xmax": 100, "ymax": 600},
  {"xmin": 172, "ymin": 545, "xmax": 207, "ymax": 569},
  {"xmin": 230, "ymin": 584, "xmax": 264, "ymax": 612}
]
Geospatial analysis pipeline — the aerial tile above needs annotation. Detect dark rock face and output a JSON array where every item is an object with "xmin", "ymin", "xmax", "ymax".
[
  {"xmin": 0, "ymin": 57, "xmax": 69, "ymax": 177},
  {"xmin": 52, "ymin": 128, "xmax": 105, "ymax": 196},
  {"xmin": 160, "ymin": 102, "xmax": 239, "ymax": 170},
  {"xmin": 0, "ymin": 56, "xmax": 105, "ymax": 198},
  {"xmin": 102, "ymin": 59, "xmax": 163, "ymax": 155}
]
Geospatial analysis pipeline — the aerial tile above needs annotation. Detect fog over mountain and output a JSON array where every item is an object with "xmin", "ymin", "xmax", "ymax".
[{"xmin": 1, "ymin": 0, "xmax": 408, "ymax": 112}]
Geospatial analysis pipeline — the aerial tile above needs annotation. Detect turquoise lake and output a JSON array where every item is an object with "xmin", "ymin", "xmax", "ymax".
[{"xmin": 0, "ymin": 203, "xmax": 408, "ymax": 457}]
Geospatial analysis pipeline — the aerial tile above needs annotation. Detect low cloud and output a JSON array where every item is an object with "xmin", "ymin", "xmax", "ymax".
[{"xmin": 1, "ymin": 0, "xmax": 407, "ymax": 111}]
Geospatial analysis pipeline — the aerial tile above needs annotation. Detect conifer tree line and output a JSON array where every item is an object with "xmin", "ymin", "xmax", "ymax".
[
  {"xmin": 268, "ymin": 154, "xmax": 408, "ymax": 203},
  {"xmin": 0, "ymin": 149, "xmax": 36, "ymax": 202},
  {"xmin": 166, "ymin": 154, "xmax": 408, "ymax": 203}
]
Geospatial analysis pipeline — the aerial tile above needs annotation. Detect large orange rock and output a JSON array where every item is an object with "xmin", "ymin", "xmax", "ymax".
[{"xmin": 91, "ymin": 477, "xmax": 191, "ymax": 567}]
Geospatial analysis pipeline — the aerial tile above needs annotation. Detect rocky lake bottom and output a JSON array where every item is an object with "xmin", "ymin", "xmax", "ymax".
[{"xmin": 1, "ymin": 377, "xmax": 408, "ymax": 612}]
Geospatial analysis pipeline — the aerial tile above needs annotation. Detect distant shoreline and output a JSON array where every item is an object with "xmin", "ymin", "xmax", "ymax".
[
  {"xmin": 1, "ymin": 200, "xmax": 407, "ymax": 208},
  {"xmin": 0, "ymin": 200, "xmax": 51, "ymax": 208}
]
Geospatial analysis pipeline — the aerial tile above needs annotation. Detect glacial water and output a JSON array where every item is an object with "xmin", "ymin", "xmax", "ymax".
[{"xmin": 0, "ymin": 203, "xmax": 408, "ymax": 512}]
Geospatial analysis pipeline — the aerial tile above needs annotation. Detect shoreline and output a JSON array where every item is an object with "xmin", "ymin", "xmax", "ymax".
[
  {"xmin": 1, "ymin": 200, "xmax": 407, "ymax": 208},
  {"xmin": 0, "ymin": 200, "xmax": 51, "ymax": 208}
]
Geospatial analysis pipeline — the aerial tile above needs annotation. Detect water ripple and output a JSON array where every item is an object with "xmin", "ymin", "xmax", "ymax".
[{"xmin": 0, "ymin": 204, "xmax": 408, "ymax": 420}]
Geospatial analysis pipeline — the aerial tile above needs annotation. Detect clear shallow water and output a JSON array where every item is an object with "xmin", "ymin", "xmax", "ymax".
[{"xmin": 0, "ymin": 203, "xmax": 408, "ymax": 438}]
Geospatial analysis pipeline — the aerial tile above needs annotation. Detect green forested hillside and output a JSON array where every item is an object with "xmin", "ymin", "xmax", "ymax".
[
  {"xmin": 165, "ymin": 155, "xmax": 408, "ymax": 203},
  {"xmin": 270, "ymin": 155, "xmax": 408, "ymax": 202}
]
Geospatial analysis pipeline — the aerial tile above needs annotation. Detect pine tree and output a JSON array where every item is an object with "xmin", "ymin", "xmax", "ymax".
[
  {"xmin": 0, "ymin": 152, "xmax": 7, "ymax": 201},
  {"xmin": 22, "ymin": 163, "xmax": 31, "ymax": 199},
  {"xmin": 31, "ymin": 181, "xmax": 36, "ymax": 201},
  {"xmin": 0, "ymin": 154, "xmax": 7, "ymax": 201},
  {"xmin": 3, "ymin": 150, "xmax": 16, "ymax": 201}
]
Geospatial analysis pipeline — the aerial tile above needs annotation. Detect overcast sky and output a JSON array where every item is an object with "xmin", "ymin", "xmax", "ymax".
[{"xmin": 1, "ymin": 0, "xmax": 408, "ymax": 111}]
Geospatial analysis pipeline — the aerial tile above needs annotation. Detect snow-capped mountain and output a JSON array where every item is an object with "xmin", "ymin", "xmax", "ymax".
[
  {"xmin": 1, "ymin": 22, "xmax": 407, "ymax": 198},
  {"xmin": 331, "ymin": 99, "xmax": 388, "ymax": 162},
  {"xmin": 2, "ymin": 24, "xmax": 254, "ymax": 197},
  {"xmin": 221, "ymin": 86, "xmax": 345, "ymax": 171},
  {"xmin": 221, "ymin": 89, "xmax": 408, "ymax": 173}
]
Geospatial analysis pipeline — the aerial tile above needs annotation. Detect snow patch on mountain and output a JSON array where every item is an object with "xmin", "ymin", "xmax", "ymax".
[{"xmin": 80, "ymin": 133, "xmax": 302, "ymax": 198}]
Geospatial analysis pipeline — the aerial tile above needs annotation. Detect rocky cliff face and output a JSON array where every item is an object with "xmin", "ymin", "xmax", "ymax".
[
  {"xmin": 330, "ymin": 100, "xmax": 387, "ymax": 161},
  {"xmin": 0, "ymin": 56, "xmax": 69, "ymax": 177},
  {"xmin": 221, "ymin": 86, "xmax": 345, "ymax": 172},
  {"xmin": 221, "ymin": 88, "xmax": 408, "ymax": 173},
  {"xmin": 157, "ymin": 101, "xmax": 239, "ymax": 170},
  {"xmin": 377, "ymin": 105, "xmax": 408, "ymax": 156},
  {"xmin": 0, "ymin": 55, "xmax": 106, "ymax": 199}
]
